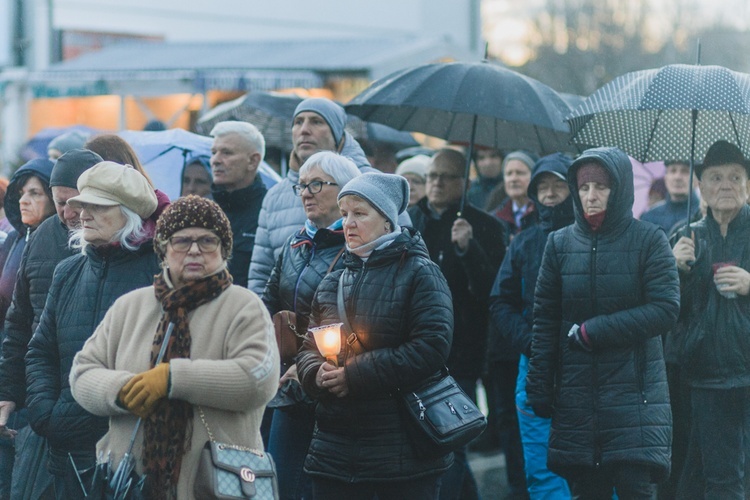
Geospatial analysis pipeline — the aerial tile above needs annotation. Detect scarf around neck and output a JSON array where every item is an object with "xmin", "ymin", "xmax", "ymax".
[
  {"xmin": 304, "ymin": 217, "xmax": 343, "ymax": 239},
  {"xmin": 142, "ymin": 267, "xmax": 232, "ymax": 498},
  {"xmin": 347, "ymin": 228, "xmax": 401, "ymax": 260}
]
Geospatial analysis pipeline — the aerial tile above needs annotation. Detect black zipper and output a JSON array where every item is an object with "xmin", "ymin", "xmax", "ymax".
[{"xmin": 590, "ymin": 234, "xmax": 602, "ymax": 468}]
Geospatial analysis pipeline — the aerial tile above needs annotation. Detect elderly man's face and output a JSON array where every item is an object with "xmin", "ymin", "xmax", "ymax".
[
  {"xmin": 292, "ymin": 112, "xmax": 337, "ymax": 165},
  {"xmin": 699, "ymin": 164, "xmax": 749, "ymax": 217},
  {"xmin": 210, "ymin": 133, "xmax": 259, "ymax": 192},
  {"xmin": 426, "ymin": 155, "xmax": 465, "ymax": 212},
  {"xmin": 52, "ymin": 186, "xmax": 82, "ymax": 230}
]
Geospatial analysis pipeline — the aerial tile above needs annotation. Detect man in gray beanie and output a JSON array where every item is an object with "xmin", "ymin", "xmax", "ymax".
[
  {"xmin": 247, "ymin": 97, "xmax": 401, "ymax": 294},
  {"xmin": 0, "ymin": 148, "xmax": 101, "ymax": 499}
]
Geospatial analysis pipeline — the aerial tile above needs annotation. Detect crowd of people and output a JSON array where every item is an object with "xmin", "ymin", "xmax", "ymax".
[{"xmin": 0, "ymin": 95, "xmax": 745, "ymax": 500}]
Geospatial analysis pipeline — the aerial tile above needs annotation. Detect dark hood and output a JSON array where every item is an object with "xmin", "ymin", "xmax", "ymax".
[
  {"xmin": 5, "ymin": 159, "xmax": 54, "ymax": 233},
  {"xmin": 568, "ymin": 147, "xmax": 634, "ymax": 235},
  {"xmin": 528, "ymin": 153, "xmax": 574, "ymax": 231}
]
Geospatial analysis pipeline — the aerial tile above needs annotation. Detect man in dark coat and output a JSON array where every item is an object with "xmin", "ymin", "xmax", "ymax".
[
  {"xmin": 672, "ymin": 140, "xmax": 750, "ymax": 498},
  {"xmin": 640, "ymin": 160, "xmax": 700, "ymax": 233},
  {"xmin": 0, "ymin": 149, "xmax": 101, "ymax": 499},
  {"xmin": 210, "ymin": 121, "xmax": 267, "ymax": 287},
  {"xmin": 490, "ymin": 152, "xmax": 574, "ymax": 499},
  {"xmin": 526, "ymin": 147, "xmax": 679, "ymax": 497},
  {"xmin": 408, "ymin": 148, "xmax": 506, "ymax": 500}
]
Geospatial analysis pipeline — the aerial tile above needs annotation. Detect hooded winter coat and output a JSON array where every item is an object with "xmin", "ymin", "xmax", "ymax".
[
  {"xmin": 0, "ymin": 159, "xmax": 54, "ymax": 328},
  {"xmin": 296, "ymin": 228, "xmax": 453, "ymax": 482},
  {"xmin": 525, "ymin": 147, "xmax": 680, "ymax": 481},
  {"xmin": 490, "ymin": 153, "xmax": 575, "ymax": 359}
]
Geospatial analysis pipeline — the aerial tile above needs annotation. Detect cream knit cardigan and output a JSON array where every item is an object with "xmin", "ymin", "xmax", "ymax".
[{"xmin": 70, "ymin": 280, "xmax": 279, "ymax": 500}]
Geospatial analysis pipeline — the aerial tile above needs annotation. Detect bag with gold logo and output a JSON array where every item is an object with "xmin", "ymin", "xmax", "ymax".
[{"xmin": 194, "ymin": 407, "xmax": 279, "ymax": 499}]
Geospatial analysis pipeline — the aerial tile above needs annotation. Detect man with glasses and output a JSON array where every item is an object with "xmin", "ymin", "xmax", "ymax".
[{"xmin": 408, "ymin": 148, "xmax": 506, "ymax": 500}]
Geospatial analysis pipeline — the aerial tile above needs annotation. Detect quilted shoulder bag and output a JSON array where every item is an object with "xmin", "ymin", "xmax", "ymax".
[
  {"xmin": 194, "ymin": 406, "xmax": 279, "ymax": 500},
  {"xmin": 336, "ymin": 274, "xmax": 486, "ymax": 459}
]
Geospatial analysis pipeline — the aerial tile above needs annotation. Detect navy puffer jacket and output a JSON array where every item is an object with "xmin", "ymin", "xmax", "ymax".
[
  {"xmin": 526, "ymin": 147, "xmax": 680, "ymax": 481},
  {"xmin": 297, "ymin": 228, "xmax": 454, "ymax": 482},
  {"xmin": 25, "ymin": 242, "xmax": 160, "ymax": 469}
]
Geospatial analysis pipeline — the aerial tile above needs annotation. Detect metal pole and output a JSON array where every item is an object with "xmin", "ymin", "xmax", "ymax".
[{"xmin": 457, "ymin": 114, "xmax": 478, "ymax": 217}]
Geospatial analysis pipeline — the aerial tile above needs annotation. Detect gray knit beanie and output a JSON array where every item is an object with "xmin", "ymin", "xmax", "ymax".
[
  {"xmin": 338, "ymin": 172, "xmax": 410, "ymax": 231},
  {"xmin": 48, "ymin": 131, "xmax": 89, "ymax": 155},
  {"xmin": 293, "ymin": 98, "xmax": 346, "ymax": 145},
  {"xmin": 50, "ymin": 149, "xmax": 103, "ymax": 189},
  {"xmin": 502, "ymin": 150, "xmax": 536, "ymax": 173}
]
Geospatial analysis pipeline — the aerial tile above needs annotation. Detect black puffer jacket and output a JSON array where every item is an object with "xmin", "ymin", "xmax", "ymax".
[
  {"xmin": 673, "ymin": 203, "xmax": 750, "ymax": 388},
  {"xmin": 297, "ymin": 228, "xmax": 453, "ymax": 482},
  {"xmin": 263, "ymin": 226, "xmax": 345, "ymax": 333},
  {"xmin": 408, "ymin": 200, "xmax": 505, "ymax": 377},
  {"xmin": 25, "ymin": 242, "xmax": 160, "ymax": 470},
  {"xmin": 213, "ymin": 176, "xmax": 267, "ymax": 288},
  {"xmin": 0, "ymin": 216, "xmax": 75, "ymax": 405},
  {"xmin": 526, "ymin": 147, "xmax": 680, "ymax": 481}
]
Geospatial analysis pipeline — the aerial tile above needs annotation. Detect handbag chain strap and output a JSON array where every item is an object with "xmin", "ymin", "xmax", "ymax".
[{"xmin": 197, "ymin": 405, "xmax": 263, "ymax": 456}]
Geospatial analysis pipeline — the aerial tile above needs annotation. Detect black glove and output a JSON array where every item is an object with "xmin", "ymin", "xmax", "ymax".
[
  {"xmin": 530, "ymin": 401, "xmax": 554, "ymax": 419},
  {"xmin": 568, "ymin": 323, "xmax": 592, "ymax": 352}
]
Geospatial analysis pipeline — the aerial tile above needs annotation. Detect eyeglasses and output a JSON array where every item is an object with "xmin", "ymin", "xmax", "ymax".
[
  {"xmin": 168, "ymin": 235, "xmax": 221, "ymax": 253},
  {"xmin": 292, "ymin": 180, "xmax": 338, "ymax": 196},
  {"xmin": 426, "ymin": 173, "xmax": 464, "ymax": 182}
]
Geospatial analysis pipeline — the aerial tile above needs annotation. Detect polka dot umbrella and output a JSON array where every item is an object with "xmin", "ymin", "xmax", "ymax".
[{"xmin": 567, "ymin": 63, "xmax": 750, "ymax": 227}]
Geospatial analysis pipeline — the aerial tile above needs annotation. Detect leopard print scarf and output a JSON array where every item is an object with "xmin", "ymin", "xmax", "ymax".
[{"xmin": 143, "ymin": 268, "xmax": 232, "ymax": 499}]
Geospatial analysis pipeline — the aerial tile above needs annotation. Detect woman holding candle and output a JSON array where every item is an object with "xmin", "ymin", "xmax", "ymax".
[
  {"xmin": 296, "ymin": 172, "xmax": 454, "ymax": 499},
  {"xmin": 262, "ymin": 151, "xmax": 360, "ymax": 500}
]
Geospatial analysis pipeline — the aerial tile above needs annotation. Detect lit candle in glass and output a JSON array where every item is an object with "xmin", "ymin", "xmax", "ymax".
[{"xmin": 310, "ymin": 323, "xmax": 343, "ymax": 367}]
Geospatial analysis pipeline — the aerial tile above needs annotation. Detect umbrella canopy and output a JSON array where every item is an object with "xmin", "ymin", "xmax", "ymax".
[
  {"xmin": 118, "ymin": 128, "xmax": 280, "ymax": 200},
  {"xmin": 345, "ymin": 61, "xmax": 574, "ymax": 155},
  {"xmin": 196, "ymin": 91, "xmax": 419, "ymax": 152},
  {"xmin": 194, "ymin": 91, "xmax": 303, "ymax": 149},
  {"xmin": 567, "ymin": 64, "xmax": 750, "ymax": 163}
]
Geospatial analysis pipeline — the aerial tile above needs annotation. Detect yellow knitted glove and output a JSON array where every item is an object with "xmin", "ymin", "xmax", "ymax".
[{"xmin": 119, "ymin": 363, "xmax": 170, "ymax": 418}]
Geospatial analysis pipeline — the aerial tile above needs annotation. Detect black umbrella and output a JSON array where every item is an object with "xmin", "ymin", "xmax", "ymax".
[
  {"xmin": 79, "ymin": 323, "xmax": 175, "ymax": 499},
  {"xmin": 567, "ymin": 63, "xmax": 750, "ymax": 226},
  {"xmin": 345, "ymin": 60, "xmax": 574, "ymax": 213}
]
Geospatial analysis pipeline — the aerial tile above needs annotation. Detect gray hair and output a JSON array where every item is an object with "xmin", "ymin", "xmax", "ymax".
[
  {"xmin": 68, "ymin": 205, "xmax": 146, "ymax": 253},
  {"xmin": 209, "ymin": 121, "xmax": 266, "ymax": 162},
  {"xmin": 299, "ymin": 151, "xmax": 360, "ymax": 188}
]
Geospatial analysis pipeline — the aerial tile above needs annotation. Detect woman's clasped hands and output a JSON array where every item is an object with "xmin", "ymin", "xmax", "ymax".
[{"xmin": 316, "ymin": 362, "xmax": 348, "ymax": 398}]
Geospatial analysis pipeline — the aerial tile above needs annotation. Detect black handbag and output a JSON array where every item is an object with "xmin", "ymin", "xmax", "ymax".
[
  {"xmin": 336, "ymin": 274, "xmax": 487, "ymax": 458},
  {"xmin": 398, "ymin": 369, "xmax": 487, "ymax": 458}
]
